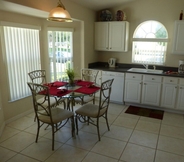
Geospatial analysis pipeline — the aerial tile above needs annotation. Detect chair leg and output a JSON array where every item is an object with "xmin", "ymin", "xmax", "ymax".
[
  {"xmin": 75, "ymin": 114, "xmax": 79, "ymax": 135},
  {"xmin": 51, "ymin": 124, "xmax": 55, "ymax": 151},
  {"xmin": 71, "ymin": 116, "xmax": 75, "ymax": 137},
  {"xmin": 105, "ymin": 113, "xmax": 110, "ymax": 131},
  {"xmin": 97, "ymin": 118, "xmax": 101, "ymax": 141},
  {"xmin": 36, "ymin": 121, "xmax": 40, "ymax": 143}
]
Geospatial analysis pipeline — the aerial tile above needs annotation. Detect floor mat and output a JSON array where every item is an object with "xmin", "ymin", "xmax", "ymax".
[{"xmin": 125, "ymin": 105, "xmax": 164, "ymax": 120}]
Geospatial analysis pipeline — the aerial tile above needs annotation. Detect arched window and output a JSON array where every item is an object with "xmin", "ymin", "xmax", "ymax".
[{"xmin": 132, "ymin": 20, "xmax": 168, "ymax": 65}]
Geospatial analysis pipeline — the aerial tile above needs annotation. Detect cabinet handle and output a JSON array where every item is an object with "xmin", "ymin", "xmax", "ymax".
[{"xmin": 175, "ymin": 86, "xmax": 177, "ymax": 89}]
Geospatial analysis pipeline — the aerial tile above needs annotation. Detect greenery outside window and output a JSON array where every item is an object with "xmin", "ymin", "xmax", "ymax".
[{"xmin": 132, "ymin": 20, "xmax": 168, "ymax": 65}]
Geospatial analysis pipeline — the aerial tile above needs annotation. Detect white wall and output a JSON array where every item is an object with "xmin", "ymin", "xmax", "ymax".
[{"xmin": 97, "ymin": 0, "xmax": 184, "ymax": 67}]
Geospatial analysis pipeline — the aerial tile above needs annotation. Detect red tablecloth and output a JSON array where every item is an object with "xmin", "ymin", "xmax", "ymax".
[
  {"xmin": 49, "ymin": 87, "xmax": 72, "ymax": 97},
  {"xmin": 44, "ymin": 81, "xmax": 67, "ymax": 87},
  {"xmin": 75, "ymin": 80, "xmax": 94, "ymax": 87},
  {"xmin": 74, "ymin": 86, "xmax": 100, "ymax": 94}
]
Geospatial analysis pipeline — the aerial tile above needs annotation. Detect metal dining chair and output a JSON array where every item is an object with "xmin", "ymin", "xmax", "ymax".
[
  {"xmin": 27, "ymin": 82, "xmax": 75, "ymax": 150},
  {"xmin": 74, "ymin": 68, "xmax": 100, "ymax": 105},
  {"xmin": 75, "ymin": 79, "xmax": 114, "ymax": 141},
  {"xmin": 28, "ymin": 70, "xmax": 66, "ymax": 121}
]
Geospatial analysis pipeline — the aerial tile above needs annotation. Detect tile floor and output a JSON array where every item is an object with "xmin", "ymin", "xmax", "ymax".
[{"xmin": 1, "ymin": 102, "xmax": 184, "ymax": 162}]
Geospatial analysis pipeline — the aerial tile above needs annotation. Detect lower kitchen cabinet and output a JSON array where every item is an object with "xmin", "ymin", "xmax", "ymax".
[
  {"xmin": 124, "ymin": 73, "xmax": 142, "ymax": 103},
  {"xmin": 176, "ymin": 79, "xmax": 184, "ymax": 110},
  {"xmin": 161, "ymin": 77, "xmax": 178, "ymax": 109},
  {"xmin": 141, "ymin": 75, "xmax": 162, "ymax": 106}
]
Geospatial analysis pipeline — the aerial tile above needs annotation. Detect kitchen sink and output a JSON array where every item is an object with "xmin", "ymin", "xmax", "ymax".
[{"xmin": 127, "ymin": 68, "xmax": 163, "ymax": 74}]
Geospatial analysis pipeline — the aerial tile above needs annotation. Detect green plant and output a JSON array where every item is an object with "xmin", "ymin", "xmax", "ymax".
[
  {"xmin": 66, "ymin": 68, "xmax": 75, "ymax": 85},
  {"xmin": 66, "ymin": 68, "xmax": 75, "ymax": 79}
]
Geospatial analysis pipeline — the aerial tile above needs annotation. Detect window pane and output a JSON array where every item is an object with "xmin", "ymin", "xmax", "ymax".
[
  {"xmin": 132, "ymin": 21, "xmax": 168, "ymax": 65},
  {"xmin": 48, "ymin": 30, "xmax": 73, "ymax": 82},
  {"xmin": 132, "ymin": 41, "xmax": 167, "ymax": 65}
]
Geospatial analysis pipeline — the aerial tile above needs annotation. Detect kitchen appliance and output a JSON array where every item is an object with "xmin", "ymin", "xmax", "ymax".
[
  {"xmin": 178, "ymin": 60, "xmax": 184, "ymax": 74},
  {"xmin": 102, "ymin": 71, "xmax": 124, "ymax": 103},
  {"xmin": 108, "ymin": 58, "xmax": 116, "ymax": 67}
]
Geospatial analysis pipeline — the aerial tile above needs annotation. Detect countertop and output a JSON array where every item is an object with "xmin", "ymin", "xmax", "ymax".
[{"xmin": 88, "ymin": 62, "xmax": 184, "ymax": 78}]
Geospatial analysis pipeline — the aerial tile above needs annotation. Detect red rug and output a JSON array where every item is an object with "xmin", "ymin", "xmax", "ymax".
[{"xmin": 125, "ymin": 105, "xmax": 164, "ymax": 120}]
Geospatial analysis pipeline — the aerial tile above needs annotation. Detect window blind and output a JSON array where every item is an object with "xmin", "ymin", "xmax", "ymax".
[{"xmin": 3, "ymin": 26, "xmax": 41, "ymax": 101}]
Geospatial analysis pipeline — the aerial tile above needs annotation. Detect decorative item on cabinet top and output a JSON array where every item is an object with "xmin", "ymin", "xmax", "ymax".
[
  {"xmin": 99, "ymin": 10, "xmax": 113, "ymax": 21},
  {"xmin": 116, "ymin": 10, "xmax": 126, "ymax": 21}
]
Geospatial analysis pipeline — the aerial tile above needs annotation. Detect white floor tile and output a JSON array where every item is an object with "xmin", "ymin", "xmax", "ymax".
[
  {"xmin": 129, "ymin": 130, "xmax": 158, "ymax": 148},
  {"xmin": 91, "ymin": 137, "xmax": 126, "ymax": 159},
  {"xmin": 120, "ymin": 143, "xmax": 155, "ymax": 162},
  {"xmin": 158, "ymin": 135, "xmax": 184, "ymax": 156},
  {"xmin": 45, "ymin": 144, "xmax": 88, "ymax": 162},
  {"xmin": 1, "ymin": 102, "xmax": 184, "ymax": 162}
]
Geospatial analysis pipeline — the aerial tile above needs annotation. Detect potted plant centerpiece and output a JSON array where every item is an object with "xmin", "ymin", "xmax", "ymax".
[{"xmin": 66, "ymin": 68, "xmax": 75, "ymax": 86}]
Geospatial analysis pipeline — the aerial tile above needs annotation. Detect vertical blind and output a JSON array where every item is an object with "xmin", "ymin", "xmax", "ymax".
[{"xmin": 3, "ymin": 26, "xmax": 41, "ymax": 101}]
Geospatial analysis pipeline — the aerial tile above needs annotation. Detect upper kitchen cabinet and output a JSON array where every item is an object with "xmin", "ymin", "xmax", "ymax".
[
  {"xmin": 172, "ymin": 20, "xmax": 184, "ymax": 54},
  {"xmin": 95, "ymin": 21, "xmax": 129, "ymax": 52}
]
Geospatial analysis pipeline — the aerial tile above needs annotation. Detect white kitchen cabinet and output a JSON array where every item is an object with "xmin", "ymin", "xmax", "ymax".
[
  {"xmin": 141, "ymin": 75, "xmax": 162, "ymax": 106},
  {"xmin": 95, "ymin": 21, "xmax": 129, "ymax": 52},
  {"xmin": 176, "ymin": 79, "xmax": 184, "ymax": 110},
  {"xmin": 161, "ymin": 77, "xmax": 178, "ymax": 109},
  {"xmin": 124, "ymin": 73, "xmax": 142, "ymax": 103},
  {"xmin": 172, "ymin": 20, "xmax": 184, "ymax": 54}
]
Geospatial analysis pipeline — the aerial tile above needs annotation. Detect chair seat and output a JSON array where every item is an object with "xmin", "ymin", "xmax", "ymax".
[
  {"xmin": 39, "ymin": 108, "xmax": 74, "ymax": 124},
  {"xmin": 75, "ymin": 104, "xmax": 107, "ymax": 118},
  {"xmin": 37, "ymin": 96, "xmax": 57, "ymax": 107}
]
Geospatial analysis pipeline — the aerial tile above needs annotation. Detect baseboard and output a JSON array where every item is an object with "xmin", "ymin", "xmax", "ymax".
[{"xmin": 5, "ymin": 109, "xmax": 34, "ymax": 125}]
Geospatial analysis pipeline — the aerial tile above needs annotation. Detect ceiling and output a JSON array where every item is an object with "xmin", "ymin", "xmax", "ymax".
[
  {"xmin": 68, "ymin": 0, "xmax": 134, "ymax": 11},
  {"xmin": 0, "ymin": 0, "xmax": 135, "ymax": 19}
]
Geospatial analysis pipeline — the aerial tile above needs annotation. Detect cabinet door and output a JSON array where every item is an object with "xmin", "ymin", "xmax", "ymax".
[
  {"xmin": 95, "ymin": 22, "xmax": 109, "ymax": 51},
  {"xmin": 161, "ymin": 84, "xmax": 177, "ymax": 109},
  {"xmin": 176, "ymin": 86, "xmax": 184, "ymax": 110},
  {"xmin": 172, "ymin": 20, "xmax": 184, "ymax": 54},
  {"xmin": 124, "ymin": 79, "xmax": 142, "ymax": 103},
  {"xmin": 141, "ymin": 82, "xmax": 161, "ymax": 106},
  {"xmin": 109, "ymin": 22, "xmax": 128, "ymax": 52}
]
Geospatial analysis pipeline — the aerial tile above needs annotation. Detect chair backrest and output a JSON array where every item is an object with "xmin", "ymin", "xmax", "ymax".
[
  {"xmin": 28, "ymin": 70, "xmax": 47, "ymax": 84},
  {"xmin": 98, "ymin": 79, "xmax": 114, "ymax": 114},
  {"xmin": 81, "ymin": 68, "xmax": 99, "ymax": 83},
  {"xmin": 27, "ymin": 82, "xmax": 53, "ymax": 122}
]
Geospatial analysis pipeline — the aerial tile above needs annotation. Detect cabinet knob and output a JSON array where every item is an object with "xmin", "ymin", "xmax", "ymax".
[
  {"xmin": 180, "ymin": 87, "xmax": 182, "ymax": 89},
  {"xmin": 133, "ymin": 76, "xmax": 135, "ymax": 78},
  {"xmin": 152, "ymin": 78, "xmax": 155, "ymax": 80},
  {"xmin": 170, "ymin": 80, "xmax": 173, "ymax": 82},
  {"xmin": 144, "ymin": 83, "xmax": 146, "ymax": 85}
]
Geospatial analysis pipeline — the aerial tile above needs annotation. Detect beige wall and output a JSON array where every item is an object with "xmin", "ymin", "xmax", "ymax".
[
  {"xmin": 97, "ymin": 0, "xmax": 184, "ymax": 67},
  {"xmin": 0, "ymin": 0, "xmax": 96, "ymax": 132}
]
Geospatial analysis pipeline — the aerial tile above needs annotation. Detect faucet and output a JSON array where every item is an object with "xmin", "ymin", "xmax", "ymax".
[
  {"xmin": 153, "ymin": 65, "xmax": 156, "ymax": 70},
  {"xmin": 143, "ymin": 64, "xmax": 148, "ymax": 69}
]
